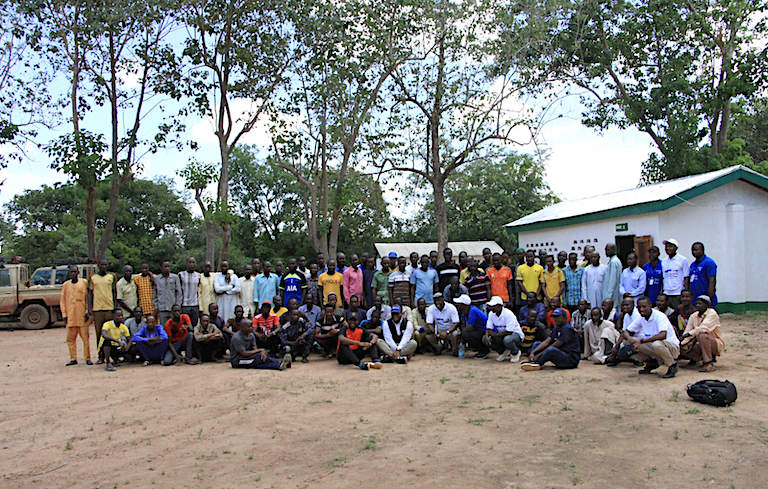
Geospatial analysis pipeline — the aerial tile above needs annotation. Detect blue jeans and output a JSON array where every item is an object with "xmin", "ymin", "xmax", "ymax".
[
  {"xmin": 137, "ymin": 339, "xmax": 168, "ymax": 364},
  {"xmin": 502, "ymin": 333, "xmax": 523, "ymax": 355},
  {"xmin": 531, "ymin": 341, "xmax": 579, "ymax": 369},
  {"xmin": 163, "ymin": 332, "xmax": 193, "ymax": 365}
]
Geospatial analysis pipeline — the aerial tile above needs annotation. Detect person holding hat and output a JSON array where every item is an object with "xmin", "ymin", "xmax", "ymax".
[
  {"xmin": 377, "ymin": 305, "xmax": 417, "ymax": 363},
  {"xmin": 522, "ymin": 308, "xmax": 581, "ymax": 371},
  {"xmin": 661, "ymin": 238, "xmax": 689, "ymax": 310},
  {"xmin": 453, "ymin": 294, "xmax": 488, "ymax": 358},
  {"xmin": 425, "ymin": 292, "xmax": 461, "ymax": 355},
  {"xmin": 680, "ymin": 295, "xmax": 724, "ymax": 372},
  {"xmin": 337, "ymin": 312, "xmax": 382, "ymax": 369}
]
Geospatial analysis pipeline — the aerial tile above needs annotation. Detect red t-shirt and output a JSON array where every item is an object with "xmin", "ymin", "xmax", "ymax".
[
  {"xmin": 338, "ymin": 325, "xmax": 364, "ymax": 352},
  {"xmin": 545, "ymin": 309, "xmax": 572, "ymax": 329},
  {"xmin": 253, "ymin": 313, "xmax": 279, "ymax": 334},
  {"xmin": 487, "ymin": 266, "xmax": 513, "ymax": 301},
  {"xmin": 165, "ymin": 314, "xmax": 191, "ymax": 343}
]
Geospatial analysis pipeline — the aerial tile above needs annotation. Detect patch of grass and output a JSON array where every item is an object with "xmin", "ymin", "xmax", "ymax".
[
  {"xmin": 614, "ymin": 413, "xmax": 622, "ymax": 420},
  {"xmin": 308, "ymin": 399, "xmax": 333, "ymax": 405},
  {"xmin": 572, "ymin": 472, "xmax": 581, "ymax": 485},
  {"xmin": 667, "ymin": 390, "xmax": 681, "ymax": 402},
  {"xmin": 467, "ymin": 417, "xmax": 492, "ymax": 426},
  {"xmin": 561, "ymin": 402, "xmax": 571, "ymax": 411},
  {"xmin": 520, "ymin": 395, "xmax": 540, "ymax": 405},
  {"xmin": 674, "ymin": 429, "xmax": 680, "ymax": 440},
  {"xmin": 703, "ymin": 432, "xmax": 714, "ymax": 438},
  {"xmin": 439, "ymin": 377, "xmax": 449, "ymax": 384},
  {"xmin": 64, "ymin": 440, "xmax": 72, "ymax": 451},
  {"xmin": 685, "ymin": 408, "xmax": 701, "ymax": 415},
  {"xmin": 559, "ymin": 434, "xmax": 573, "ymax": 443},
  {"xmin": 328, "ymin": 456, "xmax": 345, "ymax": 467},
  {"xmin": 463, "ymin": 373, "xmax": 474, "ymax": 379},
  {"xmin": 364, "ymin": 435, "xmax": 378, "ymax": 450},
  {"xmin": 646, "ymin": 466, "xmax": 657, "ymax": 479}
]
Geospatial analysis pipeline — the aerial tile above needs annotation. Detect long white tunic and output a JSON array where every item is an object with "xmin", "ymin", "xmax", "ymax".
[
  {"xmin": 238, "ymin": 276, "xmax": 256, "ymax": 317},
  {"xmin": 214, "ymin": 272, "xmax": 241, "ymax": 322},
  {"xmin": 581, "ymin": 264, "xmax": 606, "ymax": 309}
]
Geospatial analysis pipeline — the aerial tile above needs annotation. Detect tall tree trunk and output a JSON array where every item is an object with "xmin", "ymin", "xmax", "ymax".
[
  {"xmin": 205, "ymin": 219, "xmax": 216, "ymax": 265},
  {"xmin": 86, "ymin": 185, "xmax": 96, "ymax": 259},
  {"xmin": 218, "ymin": 141, "xmax": 231, "ymax": 262},
  {"xmin": 433, "ymin": 176, "xmax": 448, "ymax": 259}
]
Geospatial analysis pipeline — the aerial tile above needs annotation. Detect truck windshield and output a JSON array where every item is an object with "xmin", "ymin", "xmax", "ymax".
[
  {"xmin": 55, "ymin": 270, "xmax": 69, "ymax": 285},
  {"xmin": 30, "ymin": 270, "xmax": 52, "ymax": 286}
]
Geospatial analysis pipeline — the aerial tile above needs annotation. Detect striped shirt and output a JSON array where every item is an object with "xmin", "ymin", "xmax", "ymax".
[
  {"xmin": 563, "ymin": 266, "xmax": 584, "ymax": 307},
  {"xmin": 464, "ymin": 272, "xmax": 490, "ymax": 306}
]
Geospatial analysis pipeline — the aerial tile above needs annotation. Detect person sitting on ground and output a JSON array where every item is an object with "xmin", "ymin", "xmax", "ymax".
[
  {"xmin": 425, "ymin": 293, "xmax": 461, "ymax": 356},
  {"xmin": 603, "ymin": 297, "xmax": 642, "ymax": 366},
  {"xmin": 655, "ymin": 293, "xmax": 678, "ymax": 325},
  {"xmin": 194, "ymin": 313, "xmax": 223, "ymax": 363},
  {"xmin": 298, "ymin": 293, "xmax": 322, "ymax": 331},
  {"xmin": 620, "ymin": 296, "xmax": 680, "ymax": 378},
  {"xmin": 345, "ymin": 295, "xmax": 366, "ymax": 322},
  {"xmin": 367, "ymin": 294, "xmax": 392, "ymax": 321},
  {"xmin": 521, "ymin": 308, "xmax": 581, "ymax": 371},
  {"xmin": 131, "ymin": 314, "xmax": 168, "ymax": 365},
  {"xmin": 582, "ymin": 307, "xmax": 619, "ymax": 364},
  {"xmin": 315, "ymin": 303, "xmax": 345, "ymax": 358},
  {"xmin": 360, "ymin": 308, "xmax": 385, "ymax": 336},
  {"xmin": 482, "ymin": 296, "xmax": 525, "ymax": 362},
  {"xmin": 443, "ymin": 276, "xmax": 469, "ymax": 305},
  {"xmin": 225, "ymin": 305, "xmax": 246, "ymax": 335},
  {"xmin": 163, "ymin": 304, "xmax": 198, "ymax": 366},
  {"xmin": 337, "ymin": 313, "xmax": 382, "ymax": 370},
  {"xmin": 410, "ymin": 297, "xmax": 428, "ymax": 351},
  {"xmin": 601, "ymin": 298, "xmax": 617, "ymax": 323},
  {"xmin": 99, "ymin": 309, "xmax": 132, "ymax": 372},
  {"xmin": 545, "ymin": 296, "xmax": 571, "ymax": 329},
  {"xmin": 518, "ymin": 292, "xmax": 545, "ymax": 324},
  {"xmin": 327, "ymin": 292, "xmax": 346, "ymax": 317},
  {"xmin": 271, "ymin": 294, "xmax": 288, "ymax": 319},
  {"xmin": 680, "ymin": 295, "xmax": 724, "ymax": 373},
  {"xmin": 453, "ymin": 294, "xmax": 488, "ymax": 358},
  {"xmin": 570, "ymin": 299, "xmax": 589, "ymax": 335},
  {"xmin": 377, "ymin": 305, "xmax": 417, "ymax": 364},
  {"xmin": 279, "ymin": 308, "xmax": 313, "ymax": 363},
  {"xmin": 675, "ymin": 289, "xmax": 695, "ymax": 339},
  {"xmin": 280, "ymin": 297, "xmax": 305, "ymax": 324},
  {"xmin": 393, "ymin": 295, "xmax": 412, "ymax": 323},
  {"xmin": 123, "ymin": 306, "xmax": 146, "ymax": 363},
  {"xmin": 229, "ymin": 319, "xmax": 288, "ymax": 370},
  {"xmin": 519, "ymin": 308, "xmax": 548, "ymax": 354},
  {"xmin": 253, "ymin": 301, "xmax": 281, "ymax": 356}
]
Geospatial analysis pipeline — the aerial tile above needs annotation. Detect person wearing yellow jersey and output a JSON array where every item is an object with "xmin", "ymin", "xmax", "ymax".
[
  {"xmin": 89, "ymin": 257, "xmax": 117, "ymax": 364},
  {"xmin": 99, "ymin": 309, "xmax": 131, "ymax": 372}
]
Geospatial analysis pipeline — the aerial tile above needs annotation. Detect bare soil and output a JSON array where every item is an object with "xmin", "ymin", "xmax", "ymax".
[{"xmin": 1, "ymin": 314, "xmax": 767, "ymax": 489}]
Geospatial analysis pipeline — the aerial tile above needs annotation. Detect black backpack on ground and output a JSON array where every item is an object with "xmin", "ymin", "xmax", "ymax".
[{"xmin": 686, "ymin": 379, "xmax": 738, "ymax": 407}]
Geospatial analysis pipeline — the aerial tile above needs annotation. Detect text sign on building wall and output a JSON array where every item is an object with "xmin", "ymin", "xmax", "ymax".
[{"xmin": 615, "ymin": 223, "xmax": 628, "ymax": 232}]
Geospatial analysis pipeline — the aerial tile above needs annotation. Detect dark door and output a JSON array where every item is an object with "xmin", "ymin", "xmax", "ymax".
[{"xmin": 615, "ymin": 235, "xmax": 636, "ymax": 267}]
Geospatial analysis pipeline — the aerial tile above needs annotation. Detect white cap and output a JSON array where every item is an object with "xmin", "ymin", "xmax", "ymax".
[
  {"xmin": 487, "ymin": 296, "xmax": 504, "ymax": 307},
  {"xmin": 663, "ymin": 238, "xmax": 679, "ymax": 248},
  {"xmin": 454, "ymin": 294, "xmax": 471, "ymax": 305}
]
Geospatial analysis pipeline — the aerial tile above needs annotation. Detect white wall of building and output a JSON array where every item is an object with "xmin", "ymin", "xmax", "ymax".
[{"xmin": 516, "ymin": 179, "xmax": 768, "ymax": 305}]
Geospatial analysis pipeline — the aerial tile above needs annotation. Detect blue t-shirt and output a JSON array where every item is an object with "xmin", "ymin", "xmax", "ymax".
[
  {"xmin": 688, "ymin": 256, "xmax": 717, "ymax": 307},
  {"xmin": 463, "ymin": 305, "xmax": 488, "ymax": 331},
  {"xmin": 280, "ymin": 272, "xmax": 307, "ymax": 306},
  {"xmin": 410, "ymin": 268, "xmax": 439, "ymax": 303},
  {"xmin": 642, "ymin": 260, "xmax": 663, "ymax": 305},
  {"xmin": 549, "ymin": 323, "xmax": 581, "ymax": 361}
]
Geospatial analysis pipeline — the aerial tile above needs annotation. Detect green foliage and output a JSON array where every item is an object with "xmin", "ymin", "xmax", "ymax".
[
  {"xmin": 730, "ymin": 98, "xmax": 768, "ymax": 167},
  {"xmin": 3, "ymin": 178, "xmax": 191, "ymax": 270},
  {"xmin": 404, "ymin": 153, "xmax": 558, "ymax": 250}
]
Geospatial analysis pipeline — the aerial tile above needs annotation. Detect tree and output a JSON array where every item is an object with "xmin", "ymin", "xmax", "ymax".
[
  {"xmin": 376, "ymin": 0, "xmax": 544, "ymax": 256},
  {"xmin": 407, "ymin": 153, "xmax": 558, "ymax": 250},
  {"xmin": 730, "ymin": 97, "xmax": 768, "ymax": 167},
  {"xmin": 26, "ymin": 0, "xmax": 181, "ymax": 258},
  {"xmin": 515, "ymin": 0, "xmax": 768, "ymax": 183},
  {"xmin": 172, "ymin": 0, "xmax": 296, "ymax": 263},
  {"xmin": 271, "ymin": 0, "xmax": 421, "ymax": 258}
]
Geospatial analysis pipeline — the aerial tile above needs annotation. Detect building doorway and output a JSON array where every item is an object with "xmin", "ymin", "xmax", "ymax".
[{"xmin": 615, "ymin": 235, "xmax": 636, "ymax": 267}]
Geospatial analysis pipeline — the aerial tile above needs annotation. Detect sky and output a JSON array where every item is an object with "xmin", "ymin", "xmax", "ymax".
[{"xmin": 0, "ymin": 85, "xmax": 654, "ymax": 220}]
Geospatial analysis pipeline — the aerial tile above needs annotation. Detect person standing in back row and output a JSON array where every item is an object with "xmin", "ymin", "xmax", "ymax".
[
  {"xmin": 642, "ymin": 246, "xmax": 663, "ymax": 306},
  {"xmin": 686, "ymin": 242, "xmax": 717, "ymax": 308},
  {"xmin": 435, "ymin": 248, "xmax": 461, "ymax": 292},
  {"xmin": 602, "ymin": 244, "xmax": 622, "ymax": 310},
  {"xmin": 179, "ymin": 257, "xmax": 202, "ymax": 327},
  {"xmin": 89, "ymin": 257, "xmax": 117, "ymax": 364},
  {"xmin": 62, "ymin": 265, "xmax": 91, "ymax": 366},
  {"xmin": 154, "ymin": 259, "xmax": 183, "ymax": 327},
  {"xmin": 661, "ymin": 239, "xmax": 689, "ymax": 310}
]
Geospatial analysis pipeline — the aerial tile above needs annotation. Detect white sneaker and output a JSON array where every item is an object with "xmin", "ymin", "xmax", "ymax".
[
  {"xmin": 509, "ymin": 351, "xmax": 521, "ymax": 363},
  {"xmin": 496, "ymin": 349, "xmax": 511, "ymax": 362}
]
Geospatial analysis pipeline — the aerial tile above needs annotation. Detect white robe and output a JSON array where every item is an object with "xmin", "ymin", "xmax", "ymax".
[
  {"xmin": 583, "ymin": 319, "xmax": 620, "ymax": 363},
  {"xmin": 238, "ymin": 276, "xmax": 256, "ymax": 317},
  {"xmin": 214, "ymin": 272, "xmax": 242, "ymax": 322},
  {"xmin": 581, "ymin": 264, "xmax": 606, "ymax": 309}
]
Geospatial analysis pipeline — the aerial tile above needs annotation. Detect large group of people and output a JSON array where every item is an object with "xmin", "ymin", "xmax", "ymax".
[{"xmin": 59, "ymin": 240, "xmax": 724, "ymax": 378}]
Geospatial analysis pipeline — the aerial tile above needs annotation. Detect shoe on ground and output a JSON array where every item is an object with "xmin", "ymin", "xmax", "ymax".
[
  {"xmin": 687, "ymin": 359, "xmax": 699, "ymax": 367},
  {"xmin": 662, "ymin": 363, "xmax": 679, "ymax": 378},
  {"xmin": 521, "ymin": 362, "xmax": 541, "ymax": 371},
  {"xmin": 509, "ymin": 351, "xmax": 521, "ymax": 363},
  {"xmin": 382, "ymin": 356, "xmax": 394, "ymax": 364},
  {"xmin": 496, "ymin": 349, "xmax": 511, "ymax": 362},
  {"xmin": 86, "ymin": 360, "xmax": 93, "ymax": 365},
  {"xmin": 278, "ymin": 357, "xmax": 289, "ymax": 370},
  {"xmin": 638, "ymin": 359, "xmax": 660, "ymax": 374},
  {"xmin": 396, "ymin": 357, "xmax": 407, "ymax": 364},
  {"xmin": 359, "ymin": 362, "xmax": 369, "ymax": 370},
  {"xmin": 368, "ymin": 362, "xmax": 383, "ymax": 369},
  {"xmin": 186, "ymin": 357, "xmax": 199, "ymax": 365},
  {"xmin": 301, "ymin": 357, "xmax": 309, "ymax": 363},
  {"xmin": 65, "ymin": 360, "xmax": 78, "ymax": 366},
  {"xmin": 474, "ymin": 351, "xmax": 490, "ymax": 360},
  {"xmin": 699, "ymin": 362, "xmax": 715, "ymax": 373}
]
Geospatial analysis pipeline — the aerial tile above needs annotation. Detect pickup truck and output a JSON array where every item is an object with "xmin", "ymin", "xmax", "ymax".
[{"xmin": 0, "ymin": 263, "xmax": 97, "ymax": 329}]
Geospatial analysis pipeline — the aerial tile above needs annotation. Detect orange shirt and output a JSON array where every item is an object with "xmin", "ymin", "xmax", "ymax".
[
  {"xmin": 164, "ymin": 314, "xmax": 191, "ymax": 344},
  {"xmin": 486, "ymin": 266, "xmax": 513, "ymax": 301},
  {"xmin": 253, "ymin": 313, "xmax": 279, "ymax": 335}
]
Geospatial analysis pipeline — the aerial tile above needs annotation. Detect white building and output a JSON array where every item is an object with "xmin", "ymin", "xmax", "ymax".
[{"xmin": 505, "ymin": 165, "xmax": 768, "ymax": 313}]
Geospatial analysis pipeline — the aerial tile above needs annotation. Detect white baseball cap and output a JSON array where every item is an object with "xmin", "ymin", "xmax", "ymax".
[
  {"xmin": 663, "ymin": 238, "xmax": 679, "ymax": 248},
  {"xmin": 454, "ymin": 294, "xmax": 471, "ymax": 305},
  {"xmin": 486, "ymin": 296, "xmax": 504, "ymax": 307}
]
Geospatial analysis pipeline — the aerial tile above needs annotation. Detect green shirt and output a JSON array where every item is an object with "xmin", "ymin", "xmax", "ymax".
[{"xmin": 371, "ymin": 270, "xmax": 392, "ymax": 304}]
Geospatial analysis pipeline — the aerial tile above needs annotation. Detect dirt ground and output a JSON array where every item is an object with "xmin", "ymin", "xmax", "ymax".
[{"xmin": 1, "ymin": 314, "xmax": 767, "ymax": 489}]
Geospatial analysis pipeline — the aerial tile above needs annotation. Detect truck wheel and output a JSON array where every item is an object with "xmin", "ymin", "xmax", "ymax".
[{"xmin": 20, "ymin": 304, "xmax": 50, "ymax": 330}]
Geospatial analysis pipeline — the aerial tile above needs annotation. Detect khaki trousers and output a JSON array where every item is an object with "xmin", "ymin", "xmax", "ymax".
[
  {"xmin": 634, "ymin": 340, "xmax": 679, "ymax": 367},
  {"xmin": 681, "ymin": 333, "xmax": 718, "ymax": 363},
  {"xmin": 66, "ymin": 326, "xmax": 91, "ymax": 361},
  {"xmin": 376, "ymin": 339, "xmax": 418, "ymax": 358}
]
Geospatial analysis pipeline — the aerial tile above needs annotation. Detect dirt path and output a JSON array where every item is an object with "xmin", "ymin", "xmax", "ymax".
[{"xmin": 1, "ymin": 314, "xmax": 766, "ymax": 488}]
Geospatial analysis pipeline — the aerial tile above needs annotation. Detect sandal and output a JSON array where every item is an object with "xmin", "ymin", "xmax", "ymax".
[
  {"xmin": 104, "ymin": 365, "xmax": 116, "ymax": 372},
  {"xmin": 143, "ymin": 361, "xmax": 151, "ymax": 366},
  {"xmin": 186, "ymin": 357, "xmax": 199, "ymax": 365}
]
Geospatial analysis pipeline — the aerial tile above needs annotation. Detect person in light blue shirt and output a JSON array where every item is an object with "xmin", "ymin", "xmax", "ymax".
[
  {"xmin": 619, "ymin": 252, "xmax": 647, "ymax": 305},
  {"xmin": 410, "ymin": 255, "xmax": 439, "ymax": 305},
  {"xmin": 254, "ymin": 261, "xmax": 280, "ymax": 307}
]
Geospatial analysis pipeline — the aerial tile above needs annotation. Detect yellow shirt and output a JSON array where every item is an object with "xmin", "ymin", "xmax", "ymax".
[
  {"xmin": 89, "ymin": 272, "xmax": 116, "ymax": 311},
  {"xmin": 542, "ymin": 268, "xmax": 565, "ymax": 299},
  {"xmin": 318, "ymin": 272, "xmax": 343, "ymax": 305},
  {"xmin": 459, "ymin": 267, "xmax": 484, "ymax": 285},
  {"xmin": 516, "ymin": 263, "xmax": 544, "ymax": 300},
  {"xmin": 98, "ymin": 320, "xmax": 130, "ymax": 348}
]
